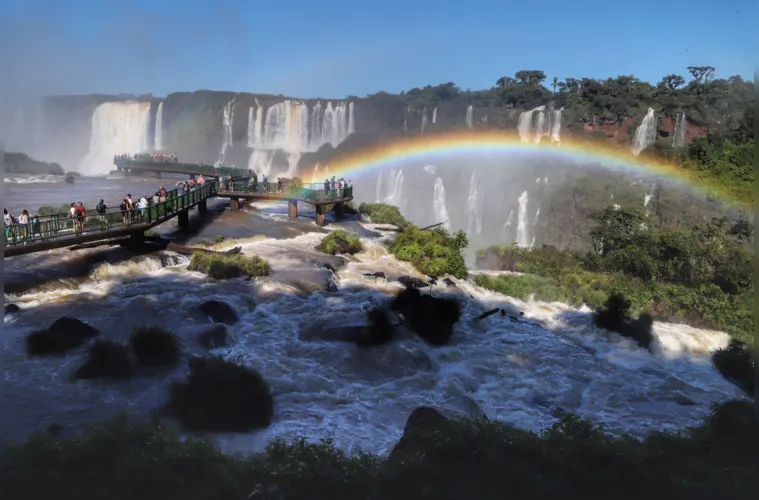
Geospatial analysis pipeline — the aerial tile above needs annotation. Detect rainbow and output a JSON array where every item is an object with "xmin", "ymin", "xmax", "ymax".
[{"xmin": 311, "ymin": 131, "xmax": 749, "ymax": 209}]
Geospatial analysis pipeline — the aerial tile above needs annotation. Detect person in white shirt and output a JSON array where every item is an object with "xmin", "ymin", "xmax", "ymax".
[
  {"xmin": 4, "ymin": 209, "xmax": 14, "ymax": 243},
  {"xmin": 17, "ymin": 209, "xmax": 30, "ymax": 242}
]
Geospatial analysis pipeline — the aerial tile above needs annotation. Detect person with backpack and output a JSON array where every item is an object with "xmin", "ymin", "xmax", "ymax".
[
  {"xmin": 96, "ymin": 199, "xmax": 108, "ymax": 230},
  {"xmin": 75, "ymin": 202, "xmax": 86, "ymax": 234}
]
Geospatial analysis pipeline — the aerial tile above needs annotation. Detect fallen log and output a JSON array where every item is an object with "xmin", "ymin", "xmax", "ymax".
[
  {"xmin": 166, "ymin": 242, "xmax": 242, "ymax": 256},
  {"xmin": 419, "ymin": 221, "xmax": 447, "ymax": 231}
]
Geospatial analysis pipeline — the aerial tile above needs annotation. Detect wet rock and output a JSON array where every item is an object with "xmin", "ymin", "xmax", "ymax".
[
  {"xmin": 199, "ymin": 300, "xmax": 239, "ymax": 325},
  {"xmin": 26, "ymin": 317, "xmax": 100, "ymax": 356},
  {"xmin": 325, "ymin": 272, "xmax": 340, "ymax": 292},
  {"xmin": 389, "ymin": 406, "xmax": 449, "ymax": 459},
  {"xmin": 198, "ymin": 323, "xmax": 228, "ymax": 350},
  {"xmin": 363, "ymin": 271, "xmax": 386, "ymax": 279},
  {"xmin": 373, "ymin": 224, "xmax": 401, "ymax": 232},
  {"xmin": 130, "ymin": 327, "xmax": 181, "ymax": 367},
  {"xmin": 301, "ymin": 309, "xmax": 395, "ymax": 347},
  {"xmin": 74, "ymin": 340, "xmax": 133, "ymax": 380},
  {"xmin": 167, "ymin": 356, "xmax": 273, "ymax": 432},
  {"xmin": 391, "ymin": 288, "xmax": 461, "ymax": 346},
  {"xmin": 397, "ymin": 275, "xmax": 430, "ymax": 289},
  {"xmin": 323, "ymin": 263, "xmax": 338, "ymax": 273},
  {"xmin": 4, "ymin": 303, "xmax": 20, "ymax": 314},
  {"xmin": 442, "ymin": 278, "xmax": 456, "ymax": 287}
]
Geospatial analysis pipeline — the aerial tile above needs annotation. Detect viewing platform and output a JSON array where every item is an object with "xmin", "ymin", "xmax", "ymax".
[
  {"xmin": 4, "ymin": 178, "xmax": 354, "ymax": 257},
  {"xmin": 114, "ymin": 157, "xmax": 250, "ymax": 178}
]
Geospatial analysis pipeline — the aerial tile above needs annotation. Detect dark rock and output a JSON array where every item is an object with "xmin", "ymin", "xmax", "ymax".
[
  {"xmin": 397, "ymin": 275, "xmax": 430, "ymax": 289},
  {"xmin": 323, "ymin": 263, "xmax": 338, "ymax": 273},
  {"xmin": 325, "ymin": 273, "xmax": 339, "ymax": 292},
  {"xmin": 363, "ymin": 271, "xmax": 387, "ymax": 279},
  {"xmin": 390, "ymin": 406, "xmax": 449, "ymax": 459},
  {"xmin": 167, "ymin": 356, "xmax": 273, "ymax": 432},
  {"xmin": 130, "ymin": 327, "xmax": 181, "ymax": 367},
  {"xmin": 4, "ymin": 303, "xmax": 20, "ymax": 314},
  {"xmin": 442, "ymin": 278, "xmax": 456, "ymax": 287},
  {"xmin": 198, "ymin": 323, "xmax": 228, "ymax": 350},
  {"xmin": 199, "ymin": 300, "xmax": 239, "ymax": 325},
  {"xmin": 26, "ymin": 317, "xmax": 100, "ymax": 356},
  {"xmin": 74, "ymin": 340, "xmax": 133, "ymax": 380},
  {"xmin": 594, "ymin": 294, "xmax": 655, "ymax": 351},
  {"xmin": 302, "ymin": 308, "xmax": 395, "ymax": 347},
  {"xmin": 391, "ymin": 288, "xmax": 461, "ymax": 346}
]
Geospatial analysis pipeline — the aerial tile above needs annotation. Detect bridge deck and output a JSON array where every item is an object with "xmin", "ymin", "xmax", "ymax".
[{"xmin": 114, "ymin": 158, "xmax": 249, "ymax": 178}]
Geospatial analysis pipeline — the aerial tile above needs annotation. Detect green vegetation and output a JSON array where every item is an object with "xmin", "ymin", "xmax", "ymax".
[
  {"xmin": 37, "ymin": 203, "xmax": 73, "ymax": 217},
  {"xmin": 317, "ymin": 230, "xmax": 363, "ymax": 255},
  {"xmin": 129, "ymin": 326, "xmax": 180, "ymax": 367},
  {"xmin": 389, "ymin": 225, "xmax": 469, "ymax": 279},
  {"xmin": 1, "ymin": 400, "xmax": 754, "ymax": 499},
  {"xmin": 712, "ymin": 340, "xmax": 755, "ymax": 396},
  {"xmin": 358, "ymin": 202, "xmax": 410, "ymax": 229},
  {"xmin": 475, "ymin": 206, "xmax": 753, "ymax": 344},
  {"xmin": 73, "ymin": 340, "xmax": 133, "ymax": 380},
  {"xmin": 188, "ymin": 251, "xmax": 271, "ymax": 280},
  {"xmin": 3, "ymin": 152, "xmax": 65, "ymax": 175},
  {"xmin": 213, "ymin": 234, "xmax": 225, "ymax": 244}
]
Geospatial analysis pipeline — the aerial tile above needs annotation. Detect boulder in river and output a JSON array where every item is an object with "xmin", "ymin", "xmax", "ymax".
[
  {"xmin": 26, "ymin": 317, "xmax": 100, "ymax": 356},
  {"xmin": 167, "ymin": 356, "xmax": 273, "ymax": 432},
  {"xmin": 199, "ymin": 300, "xmax": 239, "ymax": 325},
  {"xmin": 389, "ymin": 406, "xmax": 449, "ymax": 459},
  {"xmin": 4, "ymin": 303, "xmax": 20, "ymax": 314},
  {"xmin": 397, "ymin": 275, "xmax": 430, "ymax": 289},
  {"xmin": 391, "ymin": 288, "xmax": 461, "ymax": 346},
  {"xmin": 74, "ymin": 339, "xmax": 133, "ymax": 380},
  {"xmin": 363, "ymin": 271, "xmax": 387, "ymax": 279},
  {"xmin": 198, "ymin": 323, "xmax": 229, "ymax": 350},
  {"xmin": 130, "ymin": 326, "xmax": 180, "ymax": 367},
  {"xmin": 300, "ymin": 308, "xmax": 396, "ymax": 347}
]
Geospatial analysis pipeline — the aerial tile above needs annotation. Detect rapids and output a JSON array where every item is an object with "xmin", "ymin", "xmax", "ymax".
[{"xmin": 1, "ymin": 199, "xmax": 744, "ymax": 457}]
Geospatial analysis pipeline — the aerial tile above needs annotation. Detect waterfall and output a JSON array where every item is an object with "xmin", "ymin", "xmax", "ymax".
[
  {"xmin": 79, "ymin": 101, "xmax": 152, "ymax": 175},
  {"xmin": 348, "ymin": 102, "xmax": 355, "ymax": 135},
  {"xmin": 421, "ymin": 108, "xmax": 428, "ymax": 135},
  {"xmin": 248, "ymin": 150, "xmax": 274, "ymax": 176},
  {"xmin": 382, "ymin": 168, "xmax": 404, "ymax": 208},
  {"xmin": 423, "ymin": 164, "xmax": 436, "ymax": 175},
  {"xmin": 549, "ymin": 109, "xmax": 562, "ymax": 143},
  {"xmin": 432, "ymin": 107, "xmax": 437, "ymax": 124},
  {"xmin": 403, "ymin": 107, "xmax": 408, "ymax": 132},
  {"xmin": 515, "ymin": 190, "xmax": 530, "ymax": 247},
  {"xmin": 312, "ymin": 163, "xmax": 321, "ymax": 184},
  {"xmin": 517, "ymin": 108, "xmax": 536, "ymax": 143},
  {"xmin": 465, "ymin": 106, "xmax": 473, "ymax": 128},
  {"xmin": 217, "ymin": 98, "xmax": 235, "ymax": 165},
  {"xmin": 673, "ymin": 112, "xmax": 686, "ymax": 148},
  {"xmin": 432, "ymin": 178, "xmax": 450, "ymax": 230},
  {"xmin": 502, "ymin": 209, "xmax": 514, "ymax": 241},
  {"xmin": 154, "ymin": 102, "xmax": 164, "ymax": 151},
  {"xmin": 466, "ymin": 170, "xmax": 483, "ymax": 235},
  {"xmin": 644, "ymin": 182, "xmax": 656, "ymax": 213},
  {"xmin": 533, "ymin": 108, "xmax": 546, "ymax": 143},
  {"xmin": 632, "ymin": 108, "xmax": 657, "ymax": 156}
]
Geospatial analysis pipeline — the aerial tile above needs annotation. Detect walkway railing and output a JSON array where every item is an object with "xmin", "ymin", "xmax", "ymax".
[
  {"xmin": 220, "ymin": 180, "xmax": 353, "ymax": 203},
  {"xmin": 4, "ymin": 182, "xmax": 218, "ymax": 248},
  {"xmin": 114, "ymin": 159, "xmax": 249, "ymax": 178}
]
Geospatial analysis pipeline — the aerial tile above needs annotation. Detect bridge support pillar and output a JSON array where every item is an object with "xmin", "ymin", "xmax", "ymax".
[
  {"xmin": 333, "ymin": 202, "xmax": 344, "ymax": 220},
  {"xmin": 230, "ymin": 197, "xmax": 239, "ymax": 211},
  {"xmin": 315, "ymin": 205, "xmax": 326, "ymax": 227},
  {"xmin": 178, "ymin": 210, "xmax": 189, "ymax": 230},
  {"xmin": 198, "ymin": 199, "xmax": 208, "ymax": 215},
  {"xmin": 130, "ymin": 232, "xmax": 145, "ymax": 244},
  {"xmin": 288, "ymin": 199, "xmax": 298, "ymax": 218}
]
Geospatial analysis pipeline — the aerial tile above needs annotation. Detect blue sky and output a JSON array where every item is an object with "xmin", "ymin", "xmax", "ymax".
[{"xmin": 1, "ymin": 0, "xmax": 754, "ymax": 99}]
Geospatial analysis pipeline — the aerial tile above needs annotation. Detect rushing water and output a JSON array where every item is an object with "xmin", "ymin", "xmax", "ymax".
[{"xmin": 1, "ymin": 177, "xmax": 745, "ymax": 456}]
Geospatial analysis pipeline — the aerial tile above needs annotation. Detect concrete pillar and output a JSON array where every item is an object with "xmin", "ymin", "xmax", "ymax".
[
  {"xmin": 198, "ymin": 199, "xmax": 207, "ymax": 215},
  {"xmin": 288, "ymin": 199, "xmax": 298, "ymax": 218},
  {"xmin": 178, "ymin": 209, "xmax": 189, "ymax": 230},
  {"xmin": 315, "ymin": 204, "xmax": 326, "ymax": 227},
  {"xmin": 230, "ymin": 197, "xmax": 239, "ymax": 211},
  {"xmin": 333, "ymin": 202, "xmax": 344, "ymax": 220}
]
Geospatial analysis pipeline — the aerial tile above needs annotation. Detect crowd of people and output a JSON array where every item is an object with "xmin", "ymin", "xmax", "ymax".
[{"xmin": 114, "ymin": 152, "xmax": 179, "ymax": 163}]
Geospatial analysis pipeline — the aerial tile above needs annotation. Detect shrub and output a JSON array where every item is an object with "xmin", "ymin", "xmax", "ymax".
[
  {"xmin": 167, "ymin": 356, "xmax": 273, "ymax": 432},
  {"xmin": 388, "ymin": 225, "xmax": 468, "ymax": 278},
  {"xmin": 712, "ymin": 339, "xmax": 755, "ymax": 395},
  {"xmin": 317, "ymin": 230, "xmax": 363, "ymax": 255},
  {"xmin": 129, "ymin": 326, "xmax": 180, "ymax": 367},
  {"xmin": 74, "ymin": 340, "xmax": 133, "ymax": 380},
  {"xmin": 358, "ymin": 202, "xmax": 409, "ymax": 229},
  {"xmin": 26, "ymin": 317, "xmax": 100, "ymax": 356},
  {"xmin": 188, "ymin": 252, "xmax": 271, "ymax": 279},
  {"xmin": 594, "ymin": 293, "xmax": 655, "ymax": 350},
  {"xmin": 213, "ymin": 234, "xmax": 225, "ymax": 244}
]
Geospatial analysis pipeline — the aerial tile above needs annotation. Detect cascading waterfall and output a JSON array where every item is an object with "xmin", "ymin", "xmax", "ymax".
[
  {"xmin": 248, "ymin": 150, "xmax": 274, "ymax": 176},
  {"xmin": 79, "ymin": 101, "xmax": 152, "ymax": 175},
  {"xmin": 533, "ymin": 107, "xmax": 546, "ymax": 143},
  {"xmin": 673, "ymin": 112, "xmax": 686, "ymax": 148},
  {"xmin": 465, "ymin": 106, "xmax": 473, "ymax": 128},
  {"xmin": 502, "ymin": 209, "xmax": 514, "ymax": 241},
  {"xmin": 421, "ymin": 108, "xmax": 428, "ymax": 135},
  {"xmin": 466, "ymin": 170, "xmax": 483, "ymax": 235},
  {"xmin": 515, "ymin": 190, "xmax": 530, "ymax": 247},
  {"xmin": 644, "ymin": 182, "xmax": 656, "ymax": 213},
  {"xmin": 348, "ymin": 102, "xmax": 355, "ymax": 135},
  {"xmin": 154, "ymin": 102, "xmax": 164, "ymax": 151},
  {"xmin": 217, "ymin": 98, "xmax": 235, "ymax": 165},
  {"xmin": 517, "ymin": 105, "xmax": 560, "ymax": 144},
  {"xmin": 549, "ymin": 109, "xmax": 562, "ymax": 143},
  {"xmin": 432, "ymin": 177, "xmax": 450, "ymax": 230},
  {"xmin": 432, "ymin": 107, "xmax": 437, "ymax": 124},
  {"xmin": 403, "ymin": 107, "xmax": 408, "ymax": 132},
  {"xmin": 632, "ymin": 108, "xmax": 657, "ymax": 156},
  {"xmin": 378, "ymin": 168, "xmax": 404, "ymax": 208},
  {"xmin": 517, "ymin": 107, "xmax": 537, "ymax": 143}
]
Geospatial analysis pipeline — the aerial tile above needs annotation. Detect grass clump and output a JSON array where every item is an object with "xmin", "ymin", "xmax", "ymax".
[
  {"xmin": 129, "ymin": 326, "xmax": 180, "ymax": 367},
  {"xmin": 0, "ymin": 400, "xmax": 755, "ymax": 500},
  {"xmin": 74, "ymin": 340, "xmax": 133, "ymax": 380},
  {"xmin": 358, "ymin": 202, "xmax": 409, "ymax": 229},
  {"xmin": 25, "ymin": 317, "xmax": 100, "ymax": 356},
  {"xmin": 188, "ymin": 251, "xmax": 271, "ymax": 279},
  {"xmin": 167, "ymin": 356, "xmax": 273, "ymax": 432},
  {"xmin": 712, "ymin": 339, "xmax": 755, "ymax": 396},
  {"xmin": 317, "ymin": 230, "xmax": 363, "ymax": 255},
  {"xmin": 388, "ymin": 225, "xmax": 469, "ymax": 278},
  {"xmin": 213, "ymin": 234, "xmax": 225, "ymax": 243}
]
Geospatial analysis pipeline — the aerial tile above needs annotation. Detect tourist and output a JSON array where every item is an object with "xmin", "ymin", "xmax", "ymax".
[
  {"xmin": 75, "ymin": 202, "xmax": 86, "ymax": 234},
  {"xmin": 277, "ymin": 177, "xmax": 283, "ymax": 193},
  {"xmin": 96, "ymin": 199, "xmax": 108, "ymax": 230},
  {"xmin": 126, "ymin": 194, "xmax": 135, "ymax": 222},
  {"xmin": 323, "ymin": 178, "xmax": 330, "ymax": 191},
  {"xmin": 197, "ymin": 175, "xmax": 206, "ymax": 185},
  {"xmin": 68, "ymin": 203, "xmax": 79, "ymax": 233},
  {"xmin": 17, "ymin": 209, "xmax": 30, "ymax": 243},
  {"xmin": 31, "ymin": 214, "xmax": 41, "ymax": 239},
  {"xmin": 119, "ymin": 199, "xmax": 129, "ymax": 224},
  {"xmin": 159, "ymin": 186, "xmax": 167, "ymax": 203},
  {"xmin": 138, "ymin": 195, "xmax": 149, "ymax": 220},
  {"xmin": 4, "ymin": 209, "xmax": 13, "ymax": 243}
]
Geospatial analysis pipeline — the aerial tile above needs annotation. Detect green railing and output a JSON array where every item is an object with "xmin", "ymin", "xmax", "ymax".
[
  {"xmin": 114, "ymin": 159, "xmax": 249, "ymax": 178},
  {"xmin": 222, "ymin": 181, "xmax": 353, "ymax": 203},
  {"xmin": 4, "ymin": 182, "xmax": 218, "ymax": 248}
]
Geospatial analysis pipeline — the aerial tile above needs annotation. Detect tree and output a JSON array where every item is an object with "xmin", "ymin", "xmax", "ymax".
[
  {"xmin": 658, "ymin": 74, "xmax": 685, "ymax": 91},
  {"xmin": 495, "ymin": 76, "xmax": 517, "ymax": 89},
  {"xmin": 588, "ymin": 206, "xmax": 649, "ymax": 254},
  {"xmin": 686, "ymin": 66, "xmax": 716, "ymax": 84},
  {"xmin": 552, "ymin": 76, "xmax": 558, "ymax": 94},
  {"xmin": 514, "ymin": 70, "xmax": 546, "ymax": 86}
]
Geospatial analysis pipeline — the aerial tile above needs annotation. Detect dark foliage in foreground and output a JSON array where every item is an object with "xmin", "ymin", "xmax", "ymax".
[
  {"xmin": 25, "ymin": 317, "xmax": 100, "ymax": 356},
  {"xmin": 594, "ymin": 292, "xmax": 656, "ymax": 351},
  {"xmin": 73, "ymin": 340, "xmax": 133, "ymax": 380},
  {"xmin": 167, "ymin": 356, "xmax": 273, "ymax": 432},
  {"xmin": 0, "ymin": 401, "xmax": 755, "ymax": 500},
  {"xmin": 129, "ymin": 326, "xmax": 180, "ymax": 367},
  {"xmin": 713, "ymin": 339, "xmax": 755, "ymax": 396}
]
